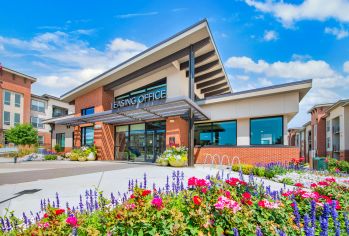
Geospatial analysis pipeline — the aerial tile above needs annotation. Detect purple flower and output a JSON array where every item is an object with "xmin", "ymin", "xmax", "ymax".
[
  {"xmin": 256, "ymin": 227, "xmax": 263, "ymax": 236},
  {"xmin": 143, "ymin": 173, "xmax": 147, "ymax": 189},
  {"xmin": 344, "ymin": 212, "xmax": 349, "ymax": 235},
  {"xmin": 330, "ymin": 200, "xmax": 340, "ymax": 236},
  {"xmin": 310, "ymin": 200, "xmax": 316, "ymax": 228},
  {"xmin": 232, "ymin": 228, "xmax": 239, "ymax": 236},
  {"xmin": 79, "ymin": 195, "xmax": 84, "ymax": 213},
  {"xmin": 292, "ymin": 200, "xmax": 300, "ymax": 227},
  {"xmin": 319, "ymin": 216, "xmax": 328, "ymax": 236},
  {"xmin": 56, "ymin": 192, "xmax": 60, "ymax": 208}
]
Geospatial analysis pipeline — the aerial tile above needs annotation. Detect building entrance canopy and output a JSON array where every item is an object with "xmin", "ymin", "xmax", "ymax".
[{"xmin": 54, "ymin": 97, "xmax": 209, "ymax": 126}]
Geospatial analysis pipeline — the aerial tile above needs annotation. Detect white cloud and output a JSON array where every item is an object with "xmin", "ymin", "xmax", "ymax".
[
  {"xmin": 258, "ymin": 77, "xmax": 273, "ymax": 86},
  {"xmin": 263, "ymin": 30, "xmax": 278, "ymax": 41},
  {"xmin": 115, "ymin": 12, "xmax": 158, "ymax": 19},
  {"xmin": 234, "ymin": 75, "xmax": 250, "ymax": 81},
  {"xmin": 292, "ymin": 54, "xmax": 312, "ymax": 61},
  {"xmin": 0, "ymin": 31, "xmax": 147, "ymax": 90},
  {"xmin": 245, "ymin": 0, "xmax": 349, "ymax": 27},
  {"xmin": 324, "ymin": 27, "xmax": 349, "ymax": 39},
  {"xmin": 225, "ymin": 56, "xmax": 336, "ymax": 79},
  {"xmin": 344, "ymin": 61, "xmax": 349, "ymax": 73}
]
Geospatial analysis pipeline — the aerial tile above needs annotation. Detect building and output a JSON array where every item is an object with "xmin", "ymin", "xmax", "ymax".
[
  {"xmin": 324, "ymin": 100, "xmax": 349, "ymax": 161},
  {"xmin": 47, "ymin": 20, "xmax": 312, "ymax": 165},
  {"xmin": 0, "ymin": 66, "xmax": 36, "ymax": 143},
  {"xmin": 31, "ymin": 94, "xmax": 75, "ymax": 149}
]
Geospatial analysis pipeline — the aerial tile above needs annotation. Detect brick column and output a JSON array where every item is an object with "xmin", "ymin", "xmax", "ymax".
[{"xmin": 165, "ymin": 116, "xmax": 188, "ymax": 147}]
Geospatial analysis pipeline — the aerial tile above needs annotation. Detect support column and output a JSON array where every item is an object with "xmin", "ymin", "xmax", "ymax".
[{"xmin": 188, "ymin": 45, "xmax": 195, "ymax": 167}]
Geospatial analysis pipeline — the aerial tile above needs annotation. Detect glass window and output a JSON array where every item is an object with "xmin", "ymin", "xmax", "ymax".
[
  {"xmin": 3, "ymin": 111, "xmax": 10, "ymax": 125},
  {"xmin": 31, "ymin": 116, "xmax": 44, "ymax": 129},
  {"xmin": 52, "ymin": 106, "xmax": 68, "ymax": 117},
  {"xmin": 4, "ymin": 91, "xmax": 11, "ymax": 105},
  {"xmin": 81, "ymin": 126, "xmax": 94, "ymax": 146},
  {"xmin": 15, "ymin": 94, "xmax": 21, "ymax": 107},
  {"xmin": 31, "ymin": 100, "xmax": 45, "ymax": 112},
  {"xmin": 56, "ymin": 133, "xmax": 65, "ymax": 148},
  {"xmin": 250, "ymin": 116, "xmax": 283, "ymax": 145},
  {"xmin": 14, "ymin": 113, "xmax": 20, "ymax": 125},
  {"xmin": 38, "ymin": 136, "xmax": 44, "ymax": 146},
  {"xmin": 194, "ymin": 120, "xmax": 237, "ymax": 146},
  {"xmin": 81, "ymin": 107, "xmax": 94, "ymax": 116}
]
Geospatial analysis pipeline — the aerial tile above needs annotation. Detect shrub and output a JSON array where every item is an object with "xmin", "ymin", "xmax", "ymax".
[
  {"xmin": 252, "ymin": 166, "xmax": 265, "ymax": 177},
  {"xmin": 232, "ymin": 164, "xmax": 254, "ymax": 174},
  {"xmin": 17, "ymin": 145, "xmax": 38, "ymax": 157},
  {"xmin": 5, "ymin": 124, "xmax": 38, "ymax": 145},
  {"xmin": 70, "ymin": 149, "xmax": 86, "ymax": 161},
  {"xmin": 44, "ymin": 154, "xmax": 57, "ymax": 161},
  {"xmin": 54, "ymin": 144, "xmax": 64, "ymax": 153},
  {"xmin": 328, "ymin": 157, "xmax": 349, "ymax": 173}
]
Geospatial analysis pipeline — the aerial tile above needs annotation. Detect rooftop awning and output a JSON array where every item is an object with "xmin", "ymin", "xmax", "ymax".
[{"xmin": 53, "ymin": 97, "xmax": 209, "ymax": 126}]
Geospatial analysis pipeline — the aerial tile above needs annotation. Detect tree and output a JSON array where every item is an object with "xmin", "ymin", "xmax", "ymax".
[{"xmin": 5, "ymin": 124, "xmax": 38, "ymax": 145}]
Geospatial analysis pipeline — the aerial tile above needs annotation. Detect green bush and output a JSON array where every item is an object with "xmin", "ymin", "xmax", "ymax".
[
  {"xmin": 54, "ymin": 144, "xmax": 64, "ymax": 153},
  {"xmin": 232, "ymin": 164, "xmax": 254, "ymax": 175},
  {"xmin": 280, "ymin": 177, "xmax": 294, "ymax": 185},
  {"xmin": 252, "ymin": 167, "xmax": 265, "ymax": 177},
  {"xmin": 44, "ymin": 154, "xmax": 57, "ymax": 161},
  {"xmin": 328, "ymin": 157, "xmax": 349, "ymax": 173},
  {"xmin": 70, "ymin": 149, "xmax": 86, "ymax": 161},
  {"xmin": 5, "ymin": 124, "xmax": 38, "ymax": 145}
]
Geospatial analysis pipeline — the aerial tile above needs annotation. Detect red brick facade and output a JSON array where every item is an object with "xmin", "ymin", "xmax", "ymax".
[
  {"xmin": 165, "ymin": 116, "xmax": 188, "ymax": 147},
  {"xmin": 0, "ymin": 69, "xmax": 33, "ymax": 142},
  {"xmin": 38, "ymin": 131, "xmax": 51, "ymax": 149},
  {"xmin": 310, "ymin": 106, "xmax": 330, "ymax": 157},
  {"xmin": 194, "ymin": 146, "xmax": 300, "ymax": 165}
]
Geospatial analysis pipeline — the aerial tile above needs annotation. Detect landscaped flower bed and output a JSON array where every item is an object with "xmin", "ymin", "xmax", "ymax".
[{"xmin": 1, "ymin": 172, "xmax": 349, "ymax": 235}]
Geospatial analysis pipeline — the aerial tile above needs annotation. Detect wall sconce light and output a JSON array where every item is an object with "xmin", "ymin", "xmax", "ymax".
[{"xmin": 169, "ymin": 119, "xmax": 175, "ymax": 123}]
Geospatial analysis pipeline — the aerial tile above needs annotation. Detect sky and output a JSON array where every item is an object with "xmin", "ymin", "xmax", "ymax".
[{"xmin": 0, "ymin": 0, "xmax": 349, "ymax": 128}]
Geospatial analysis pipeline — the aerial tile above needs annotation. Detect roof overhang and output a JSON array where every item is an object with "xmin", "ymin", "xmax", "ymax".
[
  {"xmin": 60, "ymin": 19, "xmax": 231, "ymax": 102},
  {"xmin": 50, "ymin": 96, "xmax": 209, "ymax": 126},
  {"xmin": 3, "ymin": 67, "xmax": 37, "ymax": 83},
  {"xmin": 196, "ymin": 79, "xmax": 312, "ymax": 106}
]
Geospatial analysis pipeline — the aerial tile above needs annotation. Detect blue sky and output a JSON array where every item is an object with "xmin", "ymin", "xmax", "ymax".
[{"xmin": 1, "ymin": 0, "xmax": 349, "ymax": 127}]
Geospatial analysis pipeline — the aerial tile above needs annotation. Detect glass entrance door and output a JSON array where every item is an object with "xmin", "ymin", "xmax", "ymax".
[{"xmin": 114, "ymin": 121, "xmax": 165, "ymax": 162}]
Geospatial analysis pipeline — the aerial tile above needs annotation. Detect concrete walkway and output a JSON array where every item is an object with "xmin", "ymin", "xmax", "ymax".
[{"xmin": 0, "ymin": 161, "xmax": 290, "ymax": 218}]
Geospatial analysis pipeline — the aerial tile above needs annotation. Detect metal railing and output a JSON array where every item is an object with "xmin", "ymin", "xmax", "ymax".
[{"xmin": 203, "ymin": 153, "xmax": 241, "ymax": 173}]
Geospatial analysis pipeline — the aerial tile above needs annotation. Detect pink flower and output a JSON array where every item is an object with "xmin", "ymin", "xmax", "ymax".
[
  {"xmin": 258, "ymin": 199, "xmax": 279, "ymax": 209},
  {"xmin": 188, "ymin": 177, "xmax": 210, "ymax": 188},
  {"xmin": 225, "ymin": 191, "xmax": 231, "ymax": 199},
  {"xmin": 310, "ymin": 183, "xmax": 317, "ymax": 188},
  {"xmin": 325, "ymin": 177, "xmax": 336, "ymax": 183},
  {"xmin": 151, "ymin": 197, "xmax": 163, "ymax": 210},
  {"xmin": 38, "ymin": 222, "xmax": 50, "ymax": 229},
  {"xmin": 125, "ymin": 203, "xmax": 136, "ymax": 210},
  {"xmin": 294, "ymin": 183, "xmax": 304, "ymax": 188},
  {"xmin": 214, "ymin": 196, "xmax": 241, "ymax": 213},
  {"xmin": 66, "ymin": 216, "xmax": 78, "ymax": 227}
]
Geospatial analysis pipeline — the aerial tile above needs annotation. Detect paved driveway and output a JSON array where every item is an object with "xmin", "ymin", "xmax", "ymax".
[{"xmin": 0, "ymin": 161, "xmax": 290, "ymax": 218}]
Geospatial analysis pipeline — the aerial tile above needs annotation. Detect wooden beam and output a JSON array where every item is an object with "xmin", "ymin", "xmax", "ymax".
[
  {"xmin": 204, "ymin": 87, "xmax": 230, "ymax": 98},
  {"xmin": 196, "ymin": 76, "xmax": 225, "ymax": 89},
  {"xmin": 104, "ymin": 37, "xmax": 210, "ymax": 91},
  {"xmin": 194, "ymin": 69, "xmax": 223, "ymax": 83},
  {"xmin": 185, "ymin": 60, "xmax": 219, "ymax": 77},
  {"xmin": 180, "ymin": 50, "xmax": 215, "ymax": 70},
  {"xmin": 201, "ymin": 82, "xmax": 228, "ymax": 94}
]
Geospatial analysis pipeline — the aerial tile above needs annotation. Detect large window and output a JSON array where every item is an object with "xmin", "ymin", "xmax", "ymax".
[
  {"xmin": 81, "ymin": 107, "xmax": 94, "ymax": 116},
  {"xmin": 81, "ymin": 126, "xmax": 94, "ymax": 146},
  {"xmin": 15, "ymin": 94, "xmax": 21, "ymax": 107},
  {"xmin": 14, "ymin": 113, "xmax": 20, "ymax": 125},
  {"xmin": 52, "ymin": 106, "xmax": 68, "ymax": 117},
  {"xmin": 31, "ymin": 116, "xmax": 44, "ymax": 129},
  {"xmin": 4, "ymin": 91, "xmax": 11, "ymax": 105},
  {"xmin": 56, "ymin": 133, "xmax": 65, "ymax": 148},
  {"xmin": 250, "ymin": 116, "xmax": 283, "ymax": 145},
  {"xmin": 31, "ymin": 100, "xmax": 45, "ymax": 112},
  {"xmin": 3, "ymin": 111, "xmax": 10, "ymax": 125},
  {"xmin": 194, "ymin": 120, "xmax": 237, "ymax": 146},
  {"xmin": 38, "ymin": 136, "xmax": 44, "ymax": 146}
]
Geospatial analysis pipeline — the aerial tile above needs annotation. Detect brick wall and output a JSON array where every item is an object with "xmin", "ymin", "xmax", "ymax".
[
  {"xmin": 310, "ymin": 106, "xmax": 330, "ymax": 157},
  {"xmin": 73, "ymin": 87, "xmax": 114, "ymax": 160},
  {"xmin": 166, "ymin": 116, "xmax": 188, "ymax": 147},
  {"xmin": 194, "ymin": 146, "xmax": 300, "ymax": 165},
  {"xmin": 38, "ymin": 131, "xmax": 51, "ymax": 149},
  {"xmin": 0, "ymin": 69, "xmax": 33, "ymax": 143}
]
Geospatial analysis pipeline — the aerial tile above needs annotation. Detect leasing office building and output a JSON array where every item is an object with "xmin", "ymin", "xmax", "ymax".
[{"xmin": 50, "ymin": 20, "xmax": 312, "ymax": 165}]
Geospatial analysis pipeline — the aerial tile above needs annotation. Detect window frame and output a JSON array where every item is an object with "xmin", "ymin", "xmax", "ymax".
[
  {"xmin": 4, "ymin": 91, "xmax": 11, "ymax": 106},
  {"xmin": 52, "ymin": 106, "xmax": 68, "ymax": 117},
  {"xmin": 3, "ymin": 111, "xmax": 10, "ymax": 125},
  {"xmin": 81, "ymin": 126, "xmax": 94, "ymax": 146},
  {"xmin": 14, "ymin": 113, "xmax": 20, "ymax": 125},
  {"xmin": 249, "ymin": 116, "xmax": 284, "ymax": 146},
  {"xmin": 194, "ymin": 120, "xmax": 237, "ymax": 147},
  {"xmin": 14, "ymin": 93, "xmax": 21, "ymax": 107},
  {"xmin": 31, "ymin": 116, "xmax": 44, "ymax": 129},
  {"xmin": 81, "ymin": 107, "xmax": 95, "ymax": 116},
  {"xmin": 56, "ymin": 133, "xmax": 65, "ymax": 148},
  {"xmin": 31, "ymin": 99, "xmax": 45, "ymax": 113},
  {"xmin": 38, "ymin": 135, "xmax": 44, "ymax": 146}
]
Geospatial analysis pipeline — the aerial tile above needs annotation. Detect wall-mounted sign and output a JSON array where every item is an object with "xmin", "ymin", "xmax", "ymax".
[{"xmin": 113, "ymin": 87, "xmax": 166, "ymax": 109}]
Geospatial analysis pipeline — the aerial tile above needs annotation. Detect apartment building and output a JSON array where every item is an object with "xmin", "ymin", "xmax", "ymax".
[
  {"xmin": 289, "ymin": 100, "xmax": 349, "ymax": 162},
  {"xmin": 324, "ymin": 100, "xmax": 349, "ymax": 161},
  {"xmin": 0, "ymin": 66, "xmax": 36, "ymax": 143},
  {"xmin": 31, "ymin": 94, "xmax": 75, "ymax": 149}
]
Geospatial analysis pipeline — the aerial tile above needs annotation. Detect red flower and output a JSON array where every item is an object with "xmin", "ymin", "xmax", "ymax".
[
  {"xmin": 188, "ymin": 177, "xmax": 197, "ymax": 187},
  {"xmin": 193, "ymin": 196, "xmax": 202, "ymax": 206},
  {"xmin": 325, "ymin": 177, "xmax": 336, "ymax": 183},
  {"xmin": 290, "ymin": 202, "xmax": 295, "ymax": 208},
  {"xmin": 310, "ymin": 183, "xmax": 317, "ymax": 188},
  {"xmin": 294, "ymin": 183, "xmax": 304, "ymax": 188},
  {"xmin": 258, "ymin": 200, "xmax": 266, "ymax": 208},
  {"xmin": 141, "ymin": 190, "xmax": 151, "ymax": 196},
  {"xmin": 201, "ymin": 188, "xmax": 208, "ymax": 194},
  {"xmin": 318, "ymin": 181, "xmax": 329, "ymax": 187},
  {"xmin": 43, "ymin": 213, "xmax": 48, "ymax": 218},
  {"xmin": 55, "ymin": 209, "xmax": 65, "ymax": 215},
  {"xmin": 242, "ymin": 192, "xmax": 251, "ymax": 199},
  {"xmin": 130, "ymin": 194, "xmax": 135, "ymax": 199},
  {"xmin": 225, "ymin": 191, "xmax": 231, "ymax": 199}
]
